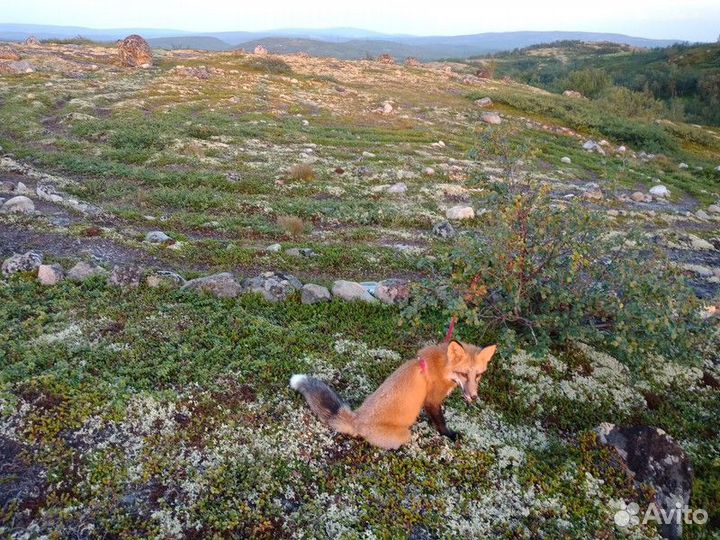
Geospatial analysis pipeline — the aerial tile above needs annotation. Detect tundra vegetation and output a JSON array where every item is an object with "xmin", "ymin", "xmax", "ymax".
[{"xmin": 0, "ymin": 40, "xmax": 719, "ymax": 539}]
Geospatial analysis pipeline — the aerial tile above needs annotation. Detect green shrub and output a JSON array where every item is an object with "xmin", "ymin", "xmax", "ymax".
[
  {"xmin": 243, "ymin": 57, "xmax": 293, "ymax": 75},
  {"xmin": 109, "ymin": 124, "xmax": 165, "ymax": 152},
  {"xmin": 403, "ymin": 181, "xmax": 704, "ymax": 367},
  {"xmin": 560, "ymin": 68, "xmax": 612, "ymax": 98}
]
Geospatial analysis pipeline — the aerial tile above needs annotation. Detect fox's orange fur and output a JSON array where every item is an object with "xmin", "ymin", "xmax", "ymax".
[{"xmin": 290, "ymin": 340, "xmax": 497, "ymax": 449}]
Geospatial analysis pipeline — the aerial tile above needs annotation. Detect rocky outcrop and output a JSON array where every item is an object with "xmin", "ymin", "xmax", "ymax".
[
  {"xmin": 376, "ymin": 54, "xmax": 395, "ymax": 64},
  {"xmin": 118, "ymin": 35, "xmax": 153, "ymax": 68},
  {"xmin": 0, "ymin": 46, "xmax": 20, "ymax": 61},
  {"xmin": 243, "ymin": 271, "xmax": 302, "ymax": 302},
  {"xmin": 2, "ymin": 251, "xmax": 42, "ymax": 276},
  {"xmin": 596, "ymin": 424, "xmax": 693, "ymax": 540},
  {"xmin": 0, "ymin": 60, "xmax": 34, "ymax": 74}
]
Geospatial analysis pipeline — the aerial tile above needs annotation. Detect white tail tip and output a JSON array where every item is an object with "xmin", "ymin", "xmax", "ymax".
[{"xmin": 290, "ymin": 374, "xmax": 307, "ymax": 390}]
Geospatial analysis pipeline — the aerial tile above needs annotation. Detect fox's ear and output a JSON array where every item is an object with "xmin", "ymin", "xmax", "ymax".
[
  {"xmin": 475, "ymin": 344, "xmax": 497, "ymax": 365},
  {"xmin": 446, "ymin": 340, "xmax": 466, "ymax": 366}
]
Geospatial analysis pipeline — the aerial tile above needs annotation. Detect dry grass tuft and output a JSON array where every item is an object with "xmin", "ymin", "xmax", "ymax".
[
  {"xmin": 288, "ymin": 162, "xmax": 316, "ymax": 181},
  {"xmin": 277, "ymin": 215, "xmax": 307, "ymax": 236}
]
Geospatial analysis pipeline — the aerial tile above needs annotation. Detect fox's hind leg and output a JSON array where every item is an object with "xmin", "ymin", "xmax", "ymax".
[{"xmin": 361, "ymin": 424, "xmax": 411, "ymax": 450}]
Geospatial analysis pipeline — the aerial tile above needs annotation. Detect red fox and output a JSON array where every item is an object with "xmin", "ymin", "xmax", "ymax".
[{"xmin": 290, "ymin": 340, "xmax": 497, "ymax": 449}]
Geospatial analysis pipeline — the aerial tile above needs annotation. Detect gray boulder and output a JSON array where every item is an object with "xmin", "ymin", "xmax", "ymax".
[
  {"xmin": 2, "ymin": 251, "xmax": 42, "ymax": 276},
  {"xmin": 432, "ymin": 221, "xmax": 456, "ymax": 239},
  {"xmin": 301, "ymin": 283, "xmax": 332, "ymax": 304},
  {"xmin": 145, "ymin": 231, "xmax": 172, "ymax": 243},
  {"xmin": 1, "ymin": 195, "xmax": 35, "ymax": 214},
  {"xmin": 332, "ymin": 280, "xmax": 377, "ymax": 303},
  {"xmin": 243, "ymin": 271, "xmax": 302, "ymax": 302},
  {"xmin": 182, "ymin": 272, "xmax": 243, "ymax": 298},
  {"xmin": 108, "ymin": 265, "xmax": 144, "ymax": 288},
  {"xmin": 596, "ymin": 423, "xmax": 693, "ymax": 540},
  {"xmin": 480, "ymin": 112, "xmax": 502, "ymax": 125},
  {"xmin": 66, "ymin": 262, "xmax": 106, "ymax": 281}
]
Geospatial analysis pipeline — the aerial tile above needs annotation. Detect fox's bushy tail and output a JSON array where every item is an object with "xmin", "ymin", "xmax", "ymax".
[{"xmin": 290, "ymin": 374, "xmax": 357, "ymax": 435}]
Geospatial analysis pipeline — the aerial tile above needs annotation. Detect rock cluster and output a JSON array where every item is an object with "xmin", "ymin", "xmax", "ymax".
[
  {"xmin": 562, "ymin": 90, "xmax": 584, "ymax": 98},
  {"xmin": 1, "ymin": 248, "xmax": 415, "ymax": 306},
  {"xmin": 376, "ymin": 54, "xmax": 395, "ymax": 64},
  {"xmin": 0, "ymin": 60, "xmax": 34, "ymax": 74},
  {"xmin": 118, "ymin": 35, "xmax": 153, "ymax": 68},
  {"xmin": 0, "ymin": 46, "xmax": 21, "ymax": 61}
]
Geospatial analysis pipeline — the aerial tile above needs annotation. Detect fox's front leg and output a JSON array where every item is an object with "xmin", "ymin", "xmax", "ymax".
[{"xmin": 424, "ymin": 403, "xmax": 458, "ymax": 441}]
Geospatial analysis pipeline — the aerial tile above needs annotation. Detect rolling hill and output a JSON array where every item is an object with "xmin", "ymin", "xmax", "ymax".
[{"xmin": 0, "ymin": 23, "xmax": 685, "ymax": 59}]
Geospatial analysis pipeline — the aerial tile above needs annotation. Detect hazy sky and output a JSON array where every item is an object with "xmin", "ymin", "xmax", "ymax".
[{"xmin": 1, "ymin": 0, "xmax": 719, "ymax": 41}]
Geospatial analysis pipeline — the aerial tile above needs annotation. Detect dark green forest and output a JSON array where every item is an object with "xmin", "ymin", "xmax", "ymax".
[{"xmin": 483, "ymin": 41, "xmax": 720, "ymax": 126}]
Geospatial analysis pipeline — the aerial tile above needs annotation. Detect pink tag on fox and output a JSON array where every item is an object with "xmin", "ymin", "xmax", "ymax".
[{"xmin": 419, "ymin": 359, "xmax": 427, "ymax": 373}]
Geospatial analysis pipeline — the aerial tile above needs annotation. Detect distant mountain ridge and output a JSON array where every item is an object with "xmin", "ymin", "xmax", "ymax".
[{"xmin": 0, "ymin": 22, "xmax": 687, "ymax": 59}]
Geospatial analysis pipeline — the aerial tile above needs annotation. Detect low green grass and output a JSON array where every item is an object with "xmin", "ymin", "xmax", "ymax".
[{"xmin": 1, "ymin": 277, "xmax": 717, "ymax": 539}]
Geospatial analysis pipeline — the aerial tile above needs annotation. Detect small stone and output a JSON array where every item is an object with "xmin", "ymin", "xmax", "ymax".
[
  {"xmin": 695, "ymin": 210, "xmax": 710, "ymax": 221},
  {"xmin": 679, "ymin": 162, "xmax": 689, "ymax": 169},
  {"xmin": 145, "ymin": 230, "xmax": 172, "ymax": 243},
  {"xmin": 266, "ymin": 243, "xmax": 282, "ymax": 253},
  {"xmin": 480, "ymin": 112, "xmax": 502, "ymax": 125},
  {"xmin": 583, "ymin": 189, "xmax": 603, "ymax": 201},
  {"xmin": 37, "ymin": 264, "xmax": 64, "ymax": 285},
  {"xmin": 607, "ymin": 209, "xmax": 619, "ymax": 217},
  {"xmin": 387, "ymin": 182, "xmax": 407, "ymax": 195},
  {"xmin": 14, "ymin": 182, "xmax": 30, "ymax": 195},
  {"xmin": 707, "ymin": 204, "xmax": 720, "ymax": 214},
  {"xmin": 649, "ymin": 185, "xmax": 670, "ymax": 198},
  {"xmin": 331, "ymin": 280, "xmax": 377, "ymax": 303},
  {"xmin": 474, "ymin": 97, "xmax": 492, "ymax": 107},
  {"xmin": 561, "ymin": 156, "xmax": 571, "ymax": 164},
  {"xmin": 380, "ymin": 102, "xmax": 394, "ymax": 114},
  {"xmin": 2, "ymin": 251, "xmax": 42, "ymax": 276},
  {"xmin": 446, "ymin": 206, "xmax": 475, "ymax": 220},
  {"xmin": 301, "ymin": 283, "xmax": 332, "ymax": 304},
  {"xmin": 1, "ymin": 195, "xmax": 34, "ymax": 214},
  {"xmin": 562, "ymin": 90, "xmax": 583, "ymax": 98},
  {"xmin": 182, "ymin": 272, "xmax": 243, "ymax": 298},
  {"xmin": 362, "ymin": 151, "xmax": 376, "ymax": 158},
  {"xmin": 631, "ymin": 191, "xmax": 649, "ymax": 203},
  {"xmin": 108, "ymin": 266, "xmax": 143, "ymax": 288},
  {"xmin": 423, "ymin": 167, "xmax": 435, "ymax": 176},
  {"xmin": 432, "ymin": 221, "xmax": 457, "ymax": 239},
  {"xmin": 375, "ymin": 279, "xmax": 411, "ymax": 305},
  {"xmin": 146, "ymin": 270, "xmax": 185, "ymax": 288},
  {"xmin": 617, "ymin": 145, "xmax": 627, "ymax": 153}
]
